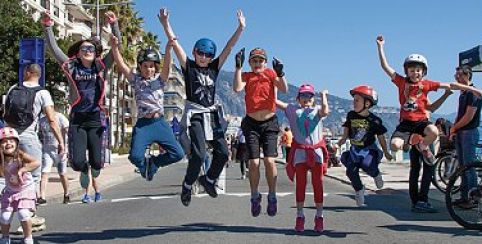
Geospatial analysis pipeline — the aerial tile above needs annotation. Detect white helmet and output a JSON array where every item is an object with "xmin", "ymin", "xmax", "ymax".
[{"xmin": 404, "ymin": 54, "xmax": 428, "ymax": 75}]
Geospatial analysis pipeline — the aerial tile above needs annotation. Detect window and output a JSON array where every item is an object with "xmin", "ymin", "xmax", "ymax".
[
  {"xmin": 41, "ymin": 0, "xmax": 49, "ymax": 10},
  {"xmin": 53, "ymin": 5, "xmax": 59, "ymax": 17}
]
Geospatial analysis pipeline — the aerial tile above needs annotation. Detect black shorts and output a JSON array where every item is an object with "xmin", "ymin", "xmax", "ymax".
[
  {"xmin": 391, "ymin": 120, "xmax": 432, "ymax": 143},
  {"xmin": 241, "ymin": 115, "xmax": 280, "ymax": 159}
]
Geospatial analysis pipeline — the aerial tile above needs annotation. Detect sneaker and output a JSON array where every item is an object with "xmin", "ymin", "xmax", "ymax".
[
  {"xmin": 294, "ymin": 216, "xmax": 305, "ymax": 232},
  {"xmin": 455, "ymin": 200, "xmax": 476, "ymax": 210},
  {"xmin": 267, "ymin": 197, "xmax": 278, "ymax": 216},
  {"xmin": 145, "ymin": 158, "xmax": 159, "ymax": 181},
  {"xmin": 241, "ymin": 175, "xmax": 246, "ymax": 180},
  {"xmin": 198, "ymin": 175, "xmax": 218, "ymax": 198},
  {"xmin": 412, "ymin": 201, "xmax": 438, "ymax": 213},
  {"xmin": 314, "ymin": 216, "xmax": 324, "ymax": 233},
  {"xmin": 355, "ymin": 188, "xmax": 365, "ymax": 207},
  {"xmin": 36, "ymin": 198, "xmax": 47, "ymax": 206},
  {"xmin": 180, "ymin": 183, "xmax": 192, "ymax": 207},
  {"xmin": 250, "ymin": 194, "xmax": 262, "ymax": 217},
  {"xmin": 415, "ymin": 143, "xmax": 435, "ymax": 166},
  {"xmin": 31, "ymin": 215, "xmax": 45, "ymax": 226},
  {"xmin": 23, "ymin": 237, "xmax": 34, "ymax": 244},
  {"xmin": 94, "ymin": 192, "xmax": 102, "ymax": 202},
  {"xmin": 374, "ymin": 174, "xmax": 384, "ymax": 189},
  {"xmin": 63, "ymin": 194, "xmax": 70, "ymax": 204},
  {"xmin": 81, "ymin": 194, "xmax": 92, "ymax": 204}
]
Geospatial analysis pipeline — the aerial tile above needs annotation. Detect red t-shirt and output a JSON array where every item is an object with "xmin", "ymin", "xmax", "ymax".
[
  {"xmin": 392, "ymin": 74, "xmax": 440, "ymax": 121},
  {"xmin": 242, "ymin": 68, "xmax": 277, "ymax": 114}
]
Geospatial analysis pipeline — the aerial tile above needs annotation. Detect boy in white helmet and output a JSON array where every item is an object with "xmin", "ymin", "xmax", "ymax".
[{"xmin": 376, "ymin": 35, "xmax": 451, "ymax": 166}]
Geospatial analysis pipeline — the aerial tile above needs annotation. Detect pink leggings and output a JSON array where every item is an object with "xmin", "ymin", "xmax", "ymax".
[{"xmin": 295, "ymin": 162, "xmax": 324, "ymax": 204}]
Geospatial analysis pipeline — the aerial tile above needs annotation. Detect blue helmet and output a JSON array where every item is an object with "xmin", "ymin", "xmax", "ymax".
[{"xmin": 193, "ymin": 38, "xmax": 216, "ymax": 57}]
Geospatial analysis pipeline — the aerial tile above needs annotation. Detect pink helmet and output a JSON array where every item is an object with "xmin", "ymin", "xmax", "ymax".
[
  {"xmin": 0, "ymin": 127, "xmax": 20, "ymax": 141},
  {"xmin": 298, "ymin": 84, "xmax": 315, "ymax": 95}
]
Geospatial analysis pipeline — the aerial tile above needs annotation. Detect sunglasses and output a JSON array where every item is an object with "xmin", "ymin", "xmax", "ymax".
[
  {"xmin": 79, "ymin": 45, "xmax": 96, "ymax": 53},
  {"xmin": 299, "ymin": 93, "xmax": 314, "ymax": 99},
  {"xmin": 196, "ymin": 50, "xmax": 214, "ymax": 58}
]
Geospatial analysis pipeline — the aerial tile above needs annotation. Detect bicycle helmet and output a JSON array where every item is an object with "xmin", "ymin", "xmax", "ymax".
[
  {"xmin": 0, "ymin": 127, "xmax": 19, "ymax": 142},
  {"xmin": 193, "ymin": 38, "xmax": 217, "ymax": 57},
  {"xmin": 404, "ymin": 53, "xmax": 428, "ymax": 75},
  {"xmin": 350, "ymin": 85, "xmax": 378, "ymax": 107},
  {"xmin": 137, "ymin": 48, "xmax": 161, "ymax": 66}
]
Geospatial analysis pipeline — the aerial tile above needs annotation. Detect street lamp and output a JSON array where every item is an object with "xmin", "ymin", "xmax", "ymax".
[{"xmin": 64, "ymin": 0, "xmax": 134, "ymax": 40}]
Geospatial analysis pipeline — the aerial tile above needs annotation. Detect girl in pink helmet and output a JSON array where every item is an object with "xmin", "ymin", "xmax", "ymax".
[
  {"xmin": 276, "ymin": 84, "xmax": 329, "ymax": 233},
  {"xmin": 0, "ymin": 127, "xmax": 40, "ymax": 244}
]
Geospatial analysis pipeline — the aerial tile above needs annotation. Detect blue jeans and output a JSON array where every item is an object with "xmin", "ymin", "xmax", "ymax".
[
  {"xmin": 129, "ymin": 117, "xmax": 185, "ymax": 170},
  {"xmin": 341, "ymin": 144, "xmax": 382, "ymax": 191},
  {"xmin": 455, "ymin": 128, "xmax": 479, "ymax": 201}
]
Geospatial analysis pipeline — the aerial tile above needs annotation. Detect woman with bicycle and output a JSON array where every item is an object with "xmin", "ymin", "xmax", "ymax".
[{"xmin": 109, "ymin": 33, "xmax": 184, "ymax": 181}]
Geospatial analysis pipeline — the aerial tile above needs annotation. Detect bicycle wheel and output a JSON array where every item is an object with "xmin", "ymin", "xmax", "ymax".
[
  {"xmin": 432, "ymin": 154, "xmax": 459, "ymax": 194},
  {"xmin": 445, "ymin": 162, "xmax": 482, "ymax": 230}
]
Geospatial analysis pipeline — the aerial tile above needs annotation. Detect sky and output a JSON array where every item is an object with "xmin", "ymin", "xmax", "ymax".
[{"xmin": 133, "ymin": 0, "xmax": 482, "ymax": 115}]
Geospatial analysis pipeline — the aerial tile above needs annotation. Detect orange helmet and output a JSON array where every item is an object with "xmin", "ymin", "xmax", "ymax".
[
  {"xmin": 350, "ymin": 85, "xmax": 378, "ymax": 106},
  {"xmin": 0, "ymin": 127, "xmax": 19, "ymax": 142}
]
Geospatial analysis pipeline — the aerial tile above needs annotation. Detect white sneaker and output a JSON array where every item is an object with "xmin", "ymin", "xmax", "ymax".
[
  {"xmin": 31, "ymin": 215, "xmax": 46, "ymax": 226},
  {"xmin": 374, "ymin": 174, "xmax": 384, "ymax": 189},
  {"xmin": 355, "ymin": 188, "xmax": 365, "ymax": 207}
]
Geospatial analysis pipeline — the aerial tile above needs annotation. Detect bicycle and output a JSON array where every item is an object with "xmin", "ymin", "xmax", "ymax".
[
  {"xmin": 431, "ymin": 149, "xmax": 460, "ymax": 194},
  {"xmin": 445, "ymin": 143, "xmax": 482, "ymax": 230}
]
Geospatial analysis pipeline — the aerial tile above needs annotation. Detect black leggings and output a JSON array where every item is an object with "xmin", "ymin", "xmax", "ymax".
[
  {"xmin": 69, "ymin": 125, "xmax": 104, "ymax": 172},
  {"xmin": 409, "ymin": 147, "xmax": 434, "ymax": 205}
]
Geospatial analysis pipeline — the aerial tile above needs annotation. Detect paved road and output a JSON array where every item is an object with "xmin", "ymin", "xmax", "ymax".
[{"xmin": 14, "ymin": 161, "xmax": 481, "ymax": 243}]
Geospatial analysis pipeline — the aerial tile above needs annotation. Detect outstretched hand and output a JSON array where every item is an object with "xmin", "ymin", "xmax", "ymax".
[
  {"xmin": 376, "ymin": 35, "xmax": 385, "ymax": 46},
  {"xmin": 235, "ymin": 48, "xmax": 245, "ymax": 68},
  {"xmin": 105, "ymin": 11, "xmax": 117, "ymax": 24},
  {"xmin": 272, "ymin": 57, "xmax": 285, "ymax": 77},
  {"xmin": 158, "ymin": 8, "xmax": 169, "ymax": 25},
  {"xmin": 237, "ymin": 10, "xmax": 246, "ymax": 29},
  {"xmin": 42, "ymin": 11, "xmax": 54, "ymax": 27}
]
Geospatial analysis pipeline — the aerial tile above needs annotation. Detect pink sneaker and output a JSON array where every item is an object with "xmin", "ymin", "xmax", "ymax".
[
  {"xmin": 294, "ymin": 216, "xmax": 305, "ymax": 232},
  {"xmin": 314, "ymin": 216, "xmax": 324, "ymax": 233}
]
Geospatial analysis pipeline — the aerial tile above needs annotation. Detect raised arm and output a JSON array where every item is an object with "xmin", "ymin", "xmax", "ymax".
[
  {"xmin": 376, "ymin": 35, "xmax": 396, "ymax": 79},
  {"xmin": 217, "ymin": 10, "xmax": 246, "ymax": 69},
  {"xmin": 42, "ymin": 11, "xmax": 68, "ymax": 63},
  {"xmin": 318, "ymin": 90, "xmax": 329, "ymax": 117},
  {"xmin": 158, "ymin": 8, "xmax": 187, "ymax": 68},
  {"xmin": 109, "ymin": 35, "xmax": 134, "ymax": 81},
  {"xmin": 273, "ymin": 58, "xmax": 288, "ymax": 93},
  {"xmin": 233, "ymin": 48, "xmax": 246, "ymax": 92},
  {"xmin": 102, "ymin": 11, "xmax": 122, "ymax": 69},
  {"xmin": 160, "ymin": 39, "xmax": 174, "ymax": 82}
]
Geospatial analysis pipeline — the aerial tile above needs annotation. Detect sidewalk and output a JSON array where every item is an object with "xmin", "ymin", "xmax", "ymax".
[
  {"xmin": 324, "ymin": 160, "xmax": 446, "ymax": 204},
  {"xmin": 43, "ymin": 154, "xmax": 137, "ymax": 203}
]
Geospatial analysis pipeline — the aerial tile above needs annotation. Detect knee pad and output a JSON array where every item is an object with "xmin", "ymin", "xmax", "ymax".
[
  {"xmin": 80, "ymin": 171, "xmax": 90, "ymax": 189},
  {"xmin": 0, "ymin": 211, "xmax": 13, "ymax": 225},
  {"xmin": 17, "ymin": 209, "xmax": 33, "ymax": 222}
]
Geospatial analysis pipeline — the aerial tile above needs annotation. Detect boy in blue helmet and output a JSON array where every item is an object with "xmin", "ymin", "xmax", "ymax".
[{"xmin": 159, "ymin": 8, "xmax": 245, "ymax": 206}]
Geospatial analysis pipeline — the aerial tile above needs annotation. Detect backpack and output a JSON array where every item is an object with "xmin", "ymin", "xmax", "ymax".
[{"xmin": 4, "ymin": 85, "xmax": 44, "ymax": 130}]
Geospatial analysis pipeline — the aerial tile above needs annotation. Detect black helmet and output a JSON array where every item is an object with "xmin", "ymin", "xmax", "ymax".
[{"xmin": 137, "ymin": 48, "xmax": 161, "ymax": 66}]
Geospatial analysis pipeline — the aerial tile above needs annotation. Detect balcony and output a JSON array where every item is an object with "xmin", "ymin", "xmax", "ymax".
[
  {"xmin": 68, "ymin": 22, "xmax": 92, "ymax": 40},
  {"xmin": 64, "ymin": 0, "xmax": 94, "ymax": 21}
]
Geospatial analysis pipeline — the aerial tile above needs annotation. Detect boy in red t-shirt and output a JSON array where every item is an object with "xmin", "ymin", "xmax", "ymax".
[
  {"xmin": 376, "ymin": 35, "xmax": 451, "ymax": 165},
  {"xmin": 233, "ymin": 48, "xmax": 288, "ymax": 217}
]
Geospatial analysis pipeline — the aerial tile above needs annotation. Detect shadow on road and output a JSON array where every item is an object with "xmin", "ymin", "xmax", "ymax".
[
  {"xmin": 36, "ymin": 223, "xmax": 366, "ymax": 243},
  {"xmin": 378, "ymin": 224, "xmax": 482, "ymax": 237}
]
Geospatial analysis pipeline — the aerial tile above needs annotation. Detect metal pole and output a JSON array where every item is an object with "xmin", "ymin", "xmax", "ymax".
[{"xmin": 96, "ymin": 0, "xmax": 100, "ymax": 40}]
